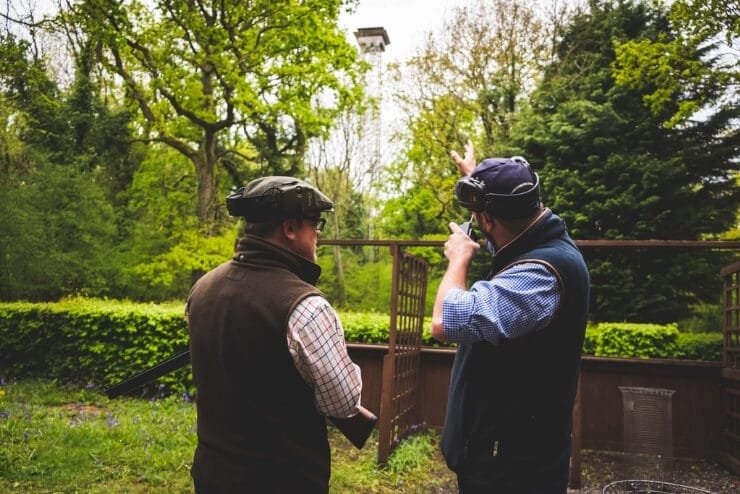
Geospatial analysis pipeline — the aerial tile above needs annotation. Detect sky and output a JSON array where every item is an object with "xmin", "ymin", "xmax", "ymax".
[
  {"xmin": 337, "ymin": 0, "xmax": 472, "ymax": 157},
  {"xmin": 339, "ymin": 0, "xmax": 466, "ymax": 64}
]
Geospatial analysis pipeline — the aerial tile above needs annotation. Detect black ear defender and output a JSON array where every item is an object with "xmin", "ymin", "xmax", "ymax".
[
  {"xmin": 454, "ymin": 156, "xmax": 541, "ymax": 219},
  {"xmin": 454, "ymin": 176, "xmax": 488, "ymax": 212}
]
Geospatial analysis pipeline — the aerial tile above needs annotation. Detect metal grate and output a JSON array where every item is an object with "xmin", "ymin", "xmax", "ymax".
[
  {"xmin": 377, "ymin": 247, "xmax": 429, "ymax": 465},
  {"xmin": 602, "ymin": 480, "xmax": 713, "ymax": 493}
]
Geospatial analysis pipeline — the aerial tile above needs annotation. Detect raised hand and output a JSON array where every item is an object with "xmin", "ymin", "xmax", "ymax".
[{"xmin": 449, "ymin": 139, "xmax": 476, "ymax": 176}]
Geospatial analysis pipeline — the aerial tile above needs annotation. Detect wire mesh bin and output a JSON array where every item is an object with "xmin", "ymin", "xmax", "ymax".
[{"xmin": 602, "ymin": 480, "xmax": 714, "ymax": 493}]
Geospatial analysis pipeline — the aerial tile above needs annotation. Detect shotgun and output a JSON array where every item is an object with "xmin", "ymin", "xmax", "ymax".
[{"xmin": 105, "ymin": 350, "xmax": 377, "ymax": 449}]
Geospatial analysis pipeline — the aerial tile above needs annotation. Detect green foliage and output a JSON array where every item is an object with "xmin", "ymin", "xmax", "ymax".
[
  {"xmin": 378, "ymin": 186, "xmax": 455, "ymax": 239},
  {"xmin": 383, "ymin": 431, "xmax": 438, "ymax": 480},
  {"xmin": 613, "ymin": 0, "xmax": 738, "ymax": 126},
  {"xmin": 66, "ymin": 0, "xmax": 368, "ymax": 227},
  {"xmin": 330, "ymin": 428, "xmax": 454, "ymax": 493},
  {"xmin": 675, "ymin": 332, "xmax": 723, "ymax": 361},
  {"xmin": 582, "ymin": 322, "xmax": 600, "ymax": 356},
  {"xmin": 127, "ymin": 229, "xmax": 236, "ymax": 300},
  {"xmin": 0, "ymin": 381, "xmax": 458, "ymax": 494},
  {"xmin": 580, "ymin": 322, "xmax": 721, "ymax": 361},
  {"xmin": 0, "ymin": 301, "xmax": 720, "ymax": 397},
  {"xmin": 382, "ymin": 0, "xmax": 560, "ymax": 241},
  {"xmin": 0, "ymin": 299, "xmax": 190, "ymax": 391},
  {"xmin": 0, "ymin": 34, "xmax": 138, "ymax": 301},
  {"xmin": 677, "ymin": 302, "xmax": 723, "ymax": 333},
  {"xmin": 317, "ymin": 246, "xmax": 395, "ymax": 312},
  {"xmin": 339, "ymin": 312, "xmax": 440, "ymax": 347},
  {"xmin": 0, "ymin": 298, "xmax": 452, "ymax": 391},
  {"xmin": 339, "ymin": 311, "xmax": 392, "ymax": 344},
  {"xmin": 597, "ymin": 322, "xmax": 679, "ymax": 359},
  {"xmin": 514, "ymin": 0, "xmax": 739, "ymax": 322}
]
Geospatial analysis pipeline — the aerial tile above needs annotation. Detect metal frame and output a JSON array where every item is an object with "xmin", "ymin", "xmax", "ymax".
[
  {"xmin": 721, "ymin": 260, "xmax": 740, "ymax": 474},
  {"xmin": 377, "ymin": 245, "xmax": 429, "ymax": 465}
]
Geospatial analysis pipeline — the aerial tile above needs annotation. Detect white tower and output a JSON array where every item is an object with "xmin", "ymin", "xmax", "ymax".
[{"xmin": 353, "ymin": 27, "xmax": 390, "ymax": 180}]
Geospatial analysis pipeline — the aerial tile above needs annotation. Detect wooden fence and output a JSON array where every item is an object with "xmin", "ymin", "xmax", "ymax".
[
  {"xmin": 323, "ymin": 238, "xmax": 739, "ymax": 477},
  {"xmin": 348, "ymin": 344, "xmax": 724, "ymax": 459}
]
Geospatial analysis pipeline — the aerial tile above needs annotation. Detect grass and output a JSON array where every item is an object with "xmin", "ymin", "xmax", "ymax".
[{"xmin": 0, "ymin": 380, "xmax": 456, "ymax": 493}]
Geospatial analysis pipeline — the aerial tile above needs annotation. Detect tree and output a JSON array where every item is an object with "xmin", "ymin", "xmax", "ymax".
[
  {"xmin": 305, "ymin": 107, "xmax": 379, "ymax": 306},
  {"xmin": 63, "ymin": 0, "xmax": 367, "ymax": 232},
  {"xmin": 613, "ymin": 0, "xmax": 739, "ymax": 127},
  {"xmin": 380, "ymin": 0, "xmax": 572, "ymax": 239},
  {"xmin": 515, "ymin": 0, "xmax": 739, "ymax": 322},
  {"xmin": 0, "ymin": 33, "xmax": 132, "ymax": 300}
]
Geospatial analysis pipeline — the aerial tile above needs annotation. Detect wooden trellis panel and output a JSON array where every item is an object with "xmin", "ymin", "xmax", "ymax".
[
  {"xmin": 377, "ymin": 246, "xmax": 429, "ymax": 464},
  {"xmin": 721, "ymin": 260, "xmax": 740, "ymax": 474}
]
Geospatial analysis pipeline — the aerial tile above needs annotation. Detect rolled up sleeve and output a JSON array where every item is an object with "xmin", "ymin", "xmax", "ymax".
[{"xmin": 442, "ymin": 263, "xmax": 560, "ymax": 345}]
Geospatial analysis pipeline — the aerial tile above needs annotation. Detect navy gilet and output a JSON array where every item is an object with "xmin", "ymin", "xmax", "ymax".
[{"xmin": 441, "ymin": 209, "xmax": 590, "ymax": 475}]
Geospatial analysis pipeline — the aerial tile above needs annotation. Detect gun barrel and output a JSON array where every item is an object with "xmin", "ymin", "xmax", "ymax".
[
  {"xmin": 105, "ymin": 349, "xmax": 378, "ymax": 449},
  {"xmin": 105, "ymin": 350, "xmax": 190, "ymax": 398}
]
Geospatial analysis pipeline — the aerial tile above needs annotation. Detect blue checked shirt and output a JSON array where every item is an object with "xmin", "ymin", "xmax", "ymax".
[{"xmin": 442, "ymin": 263, "xmax": 561, "ymax": 345}]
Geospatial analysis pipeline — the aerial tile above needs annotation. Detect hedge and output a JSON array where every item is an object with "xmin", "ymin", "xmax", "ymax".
[
  {"xmin": 0, "ymin": 299, "xmax": 190, "ymax": 392},
  {"xmin": 0, "ymin": 300, "xmax": 723, "ymax": 391}
]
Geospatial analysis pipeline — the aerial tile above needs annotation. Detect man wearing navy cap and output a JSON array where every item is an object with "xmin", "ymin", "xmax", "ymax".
[{"xmin": 432, "ymin": 141, "xmax": 590, "ymax": 493}]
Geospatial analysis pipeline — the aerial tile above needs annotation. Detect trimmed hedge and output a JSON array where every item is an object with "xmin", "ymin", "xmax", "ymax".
[
  {"xmin": 340, "ymin": 311, "xmax": 437, "ymax": 346},
  {"xmin": 0, "ymin": 299, "xmax": 190, "ymax": 391},
  {"xmin": 675, "ymin": 332, "xmax": 723, "ymax": 361},
  {"xmin": 584, "ymin": 322, "xmax": 679, "ymax": 359},
  {"xmin": 582, "ymin": 322, "xmax": 722, "ymax": 360},
  {"xmin": 0, "ymin": 300, "xmax": 723, "ymax": 391}
]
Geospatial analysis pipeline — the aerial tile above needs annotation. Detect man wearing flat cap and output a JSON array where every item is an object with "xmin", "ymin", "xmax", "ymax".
[
  {"xmin": 186, "ymin": 176, "xmax": 362, "ymax": 493},
  {"xmin": 432, "ymin": 142, "xmax": 590, "ymax": 493}
]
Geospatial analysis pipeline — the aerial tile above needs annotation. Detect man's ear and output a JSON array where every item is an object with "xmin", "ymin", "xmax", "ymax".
[
  {"xmin": 479, "ymin": 211, "xmax": 495, "ymax": 232},
  {"xmin": 281, "ymin": 218, "xmax": 300, "ymax": 241}
]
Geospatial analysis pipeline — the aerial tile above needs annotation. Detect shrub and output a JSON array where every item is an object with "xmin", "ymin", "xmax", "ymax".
[
  {"xmin": 0, "ymin": 300, "xmax": 722, "ymax": 393},
  {"xmin": 675, "ymin": 332, "xmax": 723, "ymax": 361},
  {"xmin": 582, "ymin": 323, "xmax": 601, "ymax": 355},
  {"xmin": 0, "ymin": 298, "xmax": 190, "ymax": 391},
  {"xmin": 595, "ymin": 322, "xmax": 679, "ymax": 358}
]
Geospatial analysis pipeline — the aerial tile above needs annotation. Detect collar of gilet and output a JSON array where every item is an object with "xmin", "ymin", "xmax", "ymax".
[
  {"xmin": 490, "ymin": 208, "xmax": 566, "ymax": 275},
  {"xmin": 233, "ymin": 234, "xmax": 322, "ymax": 286}
]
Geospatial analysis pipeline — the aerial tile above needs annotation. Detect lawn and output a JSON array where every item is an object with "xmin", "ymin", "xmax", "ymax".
[
  {"xmin": 0, "ymin": 380, "xmax": 456, "ymax": 493},
  {"xmin": 2, "ymin": 381, "xmax": 736, "ymax": 493}
]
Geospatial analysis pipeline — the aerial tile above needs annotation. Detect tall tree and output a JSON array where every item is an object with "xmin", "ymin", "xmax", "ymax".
[
  {"xmin": 613, "ymin": 0, "xmax": 739, "ymax": 127},
  {"xmin": 0, "ymin": 33, "xmax": 133, "ymax": 300},
  {"xmin": 63, "ymin": 0, "xmax": 366, "ymax": 232},
  {"xmin": 305, "ymin": 107, "xmax": 378, "ymax": 306},
  {"xmin": 515, "ymin": 0, "xmax": 739, "ymax": 322},
  {"xmin": 380, "ymin": 0, "xmax": 572, "ymax": 239}
]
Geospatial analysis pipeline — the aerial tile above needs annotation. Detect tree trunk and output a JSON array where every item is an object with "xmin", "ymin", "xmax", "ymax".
[{"xmin": 195, "ymin": 129, "xmax": 217, "ymax": 234}]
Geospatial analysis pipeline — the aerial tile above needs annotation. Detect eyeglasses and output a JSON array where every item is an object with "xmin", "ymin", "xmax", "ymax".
[{"xmin": 306, "ymin": 217, "xmax": 326, "ymax": 232}]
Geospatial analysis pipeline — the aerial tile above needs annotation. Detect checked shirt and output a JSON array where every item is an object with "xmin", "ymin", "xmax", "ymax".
[{"xmin": 442, "ymin": 262, "xmax": 561, "ymax": 345}]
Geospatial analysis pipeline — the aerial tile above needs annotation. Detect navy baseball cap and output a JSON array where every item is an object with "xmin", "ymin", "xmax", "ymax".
[
  {"xmin": 454, "ymin": 156, "xmax": 541, "ymax": 219},
  {"xmin": 472, "ymin": 157, "xmax": 536, "ymax": 195}
]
